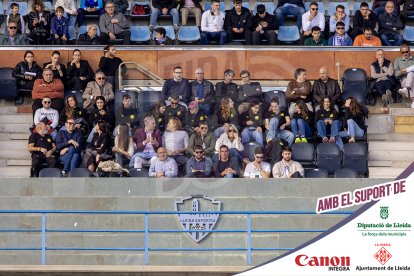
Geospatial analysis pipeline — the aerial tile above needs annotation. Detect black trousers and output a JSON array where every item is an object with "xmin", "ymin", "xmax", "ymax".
[
  {"xmin": 100, "ymin": 30, "xmax": 131, "ymax": 45},
  {"xmin": 226, "ymin": 29, "xmax": 252, "ymax": 45},
  {"xmin": 252, "ymin": 30, "xmax": 276, "ymax": 45},
  {"xmin": 66, "ymin": 77, "xmax": 89, "ymax": 91},
  {"xmin": 32, "ymin": 154, "xmax": 57, "ymax": 177}
]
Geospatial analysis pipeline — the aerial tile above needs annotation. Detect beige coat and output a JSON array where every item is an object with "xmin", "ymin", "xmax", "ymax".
[{"xmin": 82, "ymin": 81, "xmax": 114, "ymax": 110}]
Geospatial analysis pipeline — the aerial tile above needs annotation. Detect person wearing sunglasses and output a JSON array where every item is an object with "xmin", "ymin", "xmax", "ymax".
[
  {"xmin": 0, "ymin": 21, "xmax": 28, "ymax": 45},
  {"xmin": 187, "ymin": 122, "xmax": 216, "ymax": 157},
  {"xmin": 82, "ymin": 70, "xmax": 114, "ymax": 112},
  {"xmin": 301, "ymin": 2, "xmax": 324, "ymax": 42},
  {"xmin": 328, "ymin": 22, "xmax": 353, "ymax": 46},
  {"xmin": 185, "ymin": 100, "xmax": 208, "ymax": 134},
  {"xmin": 243, "ymin": 147, "xmax": 270, "ymax": 178},
  {"xmin": 329, "ymin": 4, "xmax": 350, "ymax": 37},
  {"xmin": 395, "ymin": 44, "xmax": 414, "ymax": 108},
  {"xmin": 186, "ymin": 145, "xmax": 212, "ymax": 177},
  {"xmin": 378, "ymin": 1, "xmax": 404, "ymax": 46},
  {"xmin": 165, "ymin": 94, "xmax": 188, "ymax": 124},
  {"xmin": 33, "ymin": 96, "xmax": 59, "ymax": 140}
]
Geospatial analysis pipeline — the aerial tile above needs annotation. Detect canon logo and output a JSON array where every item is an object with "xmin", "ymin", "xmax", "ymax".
[{"xmin": 295, "ymin": 254, "xmax": 350, "ymax": 267}]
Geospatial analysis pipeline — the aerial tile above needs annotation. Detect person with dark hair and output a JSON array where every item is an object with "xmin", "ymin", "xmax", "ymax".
[
  {"xmin": 13, "ymin": 50, "xmax": 42, "ymax": 104},
  {"xmin": 54, "ymin": 0, "xmax": 77, "ymax": 40},
  {"xmin": 264, "ymin": 97, "xmax": 294, "ymax": 146},
  {"xmin": 50, "ymin": 6, "xmax": 69, "ymax": 45},
  {"xmin": 149, "ymin": 0, "xmax": 179, "ymax": 32},
  {"xmin": 272, "ymin": 146, "xmax": 304, "ymax": 178},
  {"xmin": 285, "ymin": 68, "xmax": 312, "ymax": 117},
  {"xmin": 237, "ymin": 70, "xmax": 263, "ymax": 105},
  {"xmin": 303, "ymin": 26, "xmax": 327, "ymax": 46},
  {"xmin": 312, "ymin": 67, "xmax": 341, "ymax": 109},
  {"xmin": 115, "ymin": 93, "xmax": 139, "ymax": 129},
  {"xmin": 28, "ymin": 122, "xmax": 57, "ymax": 177},
  {"xmin": 112, "ymin": 0, "xmax": 129, "ymax": 14},
  {"xmin": 252, "ymin": 4, "xmax": 277, "ymax": 45},
  {"xmin": 162, "ymin": 66, "xmax": 191, "ymax": 103},
  {"xmin": 82, "ymin": 71, "xmax": 114, "ymax": 112},
  {"xmin": 147, "ymin": 101, "xmax": 167, "ymax": 132},
  {"xmin": 291, "ymin": 99, "xmax": 314, "ymax": 143},
  {"xmin": 190, "ymin": 68, "xmax": 215, "ymax": 115},
  {"xmin": 339, "ymin": 97, "xmax": 368, "ymax": 145},
  {"xmin": 215, "ymin": 69, "xmax": 238, "ymax": 103},
  {"xmin": 0, "ymin": 21, "xmax": 28, "ymax": 45},
  {"xmin": 240, "ymin": 100, "xmax": 264, "ymax": 146},
  {"xmin": 28, "ymin": 0, "xmax": 52, "ymax": 45},
  {"xmin": 165, "ymin": 94, "xmax": 188, "ymax": 123},
  {"xmin": 186, "ymin": 145, "xmax": 212, "ymax": 177},
  {"xmin": 131, "ymin": 116, "xmax": 162, "ymax": 169},
  {"xmin": 77, "ymin": 0, "xmax": 104, "ymax": 27},
  {"xmin": 6, "ymin": 2, "xmax": 25, "ymax": 34},
  {"xmin": 99, "ymin": 2, "xmax": 130, "ymax": 45},
  {"xmin": 243, "ymin": 147, "xmax": 271, "ymax": 178},
  {"xmin": 328, "ymin": 22, "xmax": 353, "ymax": 46},
  {"xmin": 88, "ymin": 96, "xmax": 114, "ymax": 134},
  {"xmin": 78, "ymin": 24, "xmax": 100, "ymax": 45},
  {"xmin": 213, "ymin": 145, "xmax": 240, "ymax": 178},
  {"xmin": 275, "ymin": 0, "xmax": 305, "ymax": 29},
  {"xmin": 113, "ymin": 124, "xmax": 134, "ymax": 167},
  {"xmin": 55, "ymin": 118, "xmax": 84, "ymax": 175},
  {"xmin": 66, "ymin": 49, "xmax": 94, "ymax": 91},
  {"xmin": 81, "ymin": 120, "xmax": 110, "ymax": 172},
  {"xmin": 151, "ymin": 27, "xmax": 173, "ymax": 45},
  {"xmin": 224, "ymin": 0, "xmax": 253, "ymax": 45},
  {"xmin": 371, "ymin": 49, "xmax": 394, "ymax": 107},
  {"xmin": 187, "ymin": 122, "xmax": 216, "ymax": 157},
  {"xmin": 32, "ymin": 68, "xmax": 65, "ymax": 115},
  {"xmin": 378, "ymin": 1, "xmax": 404, "ymax": 46},
  {"xmin": 43, "ymin": 51, "xmax": 66, "ymax": 81},
  {"xmin": 200, "ymin": 0, "xmax": 227, "ymax": 45},
  {"xmin": 329, "ymin": 4, "xmax": 350, "ymax": 36},
  {"xmin": 372, "ymin": 0, "xmax": 398, "ymax": 16},
  {"xmin": 98, "ymin": 44, "xmax": 123, "ymax": 87},
  {"xmin": 301, "ymin": 2, "xmax": 324, "ymax": 41},
  {"xmin": 353, "ymin": 27, "xmax": 382, "ymax": 46},
  {"xmin": 350, "ymin": 2, "xmax": 378, "ymax": 40},
  {"xmin": 59, "ymin": 95, "xmax": 87, "ymax": 129},
  {"xmin": 315, "ymin": 97, "xmax": 341, "ymax": 145},
  {"xmin": 33, "ymin": 96, "xmax": 59, "ymax": 140},
  {"xmin": 186, "ymin": 101, "xmax": 208, "ymax": 134},
  {"xmin": 401, "ymin": 0, "xmax": 414, "ymax": 24}
]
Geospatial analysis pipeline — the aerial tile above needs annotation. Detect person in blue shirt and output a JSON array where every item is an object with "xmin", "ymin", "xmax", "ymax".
[
  {"xmin": 77, "ymin": 0, "xmax": 104, "ymax": 27},
  {"xmin": 50, "ymin": 6, "xmax": 69, "ymax": 45},
  {"xmin": 328, "ymin": 22, "xmax": 353, "ymax": 46}
]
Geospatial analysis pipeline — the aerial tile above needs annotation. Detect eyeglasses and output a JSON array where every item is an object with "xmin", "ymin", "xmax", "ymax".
[
  {"xmin": 43, "ymin": 101, "xmax": 51, "ymax": 104},
  {"xmin": 67, "ymin": 122, "xmax": 75, "ymax": 125},
  {"xmin": 170, "ymin": 102, "xmax": 179, "ymax": 105},
  {"xmin": 200, "ymin": 127, "xmax": 208, "ymax": 129},
  {"xmin": 255, "ymin": 156, "xmax": 264, "ymax": 159},
  {"xmin": 9, "ymin": 26, "xmax": 17, "ymax": 29},
  {"xmin": 96, "ymin": 77, "xmax": 105, "ymax": 80},
  {"xmin": 195, "ymin": 151, "xmax": 203, "ymax": 154},
  {"xmin": 311, "ymin": 7, "xmax": 318, "ymax": 10},
  {"xmin": 228, "ymin": 129, "xmax": 235, "ymax": 132},
  {"xmin": 336, "ymin": 27, "xmax": 345, "ymax": 30},
  {"xmin": 402, "ymin": 51, "xmax": 410, "ymax": 54}
]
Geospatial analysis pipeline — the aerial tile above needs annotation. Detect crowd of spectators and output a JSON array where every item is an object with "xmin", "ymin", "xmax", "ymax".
[
  {"xmin": 23, "ymin": 43, "xmax": 414, "ymax": 177},
  {"xmin": 0, "ymin": 0, "xmax": 413, "ymax": 46}
]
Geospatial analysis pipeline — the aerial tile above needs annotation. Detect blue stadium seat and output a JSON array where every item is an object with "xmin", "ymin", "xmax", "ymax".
[
  {"xmin": 327, "ymin": 2, "xmax": 349, "ymax": 16},
  {"xmin": 204, "ymin": 2, "xmax": 225, "ymax": 12},
  {"xmin": 253, "ymin": 2, "xmax": 275, "ymax": 15},
  {"xmin": 0, "ymin": 68, "xmax": 17, "ymax": 101},
  {"xmin": 403, "ymin": 26, "xmax": 414, "ymax": 44},
  {"xmin": 316, "ymin": 143, "xmax": 341, "ymax": 175},
  {"xmin": 39, "ymin": 168, "xmax": 63, "ymax": 178},
  {"xmin": 277, "ymin": 26, "xmax": 300, "ymax": 44},
  {"xmin": 334, "ymin": 168, "xmax": 358, "ymax": 178},
  {"xmin": 263, "ymin": 90, "xmax": 287, "ymax": 110},
  {"xmin": 305, "ymin": 2, "xmax": 325, "ymax": 15},
  {"xmin": 153, "ymin": 26, "xmax": 176, "ymax": 40},
  {"xmin": 7, "ymin": 1, "xmax": 28, "ymax": 15},
  {"xmin": 178, "ymin": 26, "xmax": 201, "ymax": 43},
  {"xmin": 130, "ymin": 168, "xmax": 149, "ymax": 177},
  {"xmin": 343, "ymin": 143, "xmax": 368, "ymax": 176},
  {"xmin": 130, "ymin": 25, "xmax": 151, "ymax": 44},
  {"xmin": 242, "ymin": 142, "xmax": 262, "ymax": 161},
  {"xmin": 292, "ymin": 143, "xmax": 315, "ymax": 168},
  {"xmin": 305, "ymin": 168, "xmax": 328, "ymax": 178},
  {"xmin": 341, "ymin": 68, "xmax": 369, "ymax": 103},
  {"xmin": 44, "ymin": 1, "xmax": 53, "ymax": 11}
]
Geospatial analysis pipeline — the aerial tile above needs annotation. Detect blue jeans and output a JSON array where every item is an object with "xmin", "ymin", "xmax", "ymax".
[
  {"xmin": 291, "ymin": 118, "xmax": 312, "ymax": 138},
  {"xmin": 380, "ymin": 33, "xmax": 403, "ymax": 46},
  {"xmin": 241, "ymin": 127, "xmax": 263, "ymax": 146},
  {"xmin": 265, "ymin": 117, "xmax": 294, "ymax": 146},
  {"xmin": 63, "ymin": 13, "xmax": 77, "ymax": 40},
  {"xmin": 224, "ymin": 173, "xmax": 234, "ymax": 178},
  {"xmin": 150, "ymin": 8, "xmax": 179, "ymax": 26},
  {"xmin": 200, "ymin": 31, "xmax": 227, "ymax": 45},
  {"xmin": 339, "ymin": 119, "xmax": 365, "ymax": 139},
  {"xmin": 59, "ymin": 146, "xmax": 80, "ymax": 172},
  {"xmin": 198, "ymin": 103, "xmax": 211, "ymax": 115},
  {"xmin": 316, "ymin": 120, "xmax": 340, "ymax": 138},
  {"xmin": 275, "ymin": 5, "xmax": 305, "ymax": 29}
]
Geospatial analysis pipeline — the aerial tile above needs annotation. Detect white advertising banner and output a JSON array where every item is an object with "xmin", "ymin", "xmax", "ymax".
[{"xmin": 238, "ymin": 168, "xmax": 414, "ymax": 276}]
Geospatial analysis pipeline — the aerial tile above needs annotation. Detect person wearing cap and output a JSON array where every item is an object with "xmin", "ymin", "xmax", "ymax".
[
  {"xmin": 224, "ymin": 0, "xmax": 253, "ymax": 45},
  {"xmin": 252, "ymin": 4, "xmax": 277, "ymax": 45},
  {"xmin": 186, "ymin": 100, "xmax": 208, "ymax": 134},
  {"xmin": 190, "ymin": 68, "xmax": 215, "ymax": 115},
  {"xmin": 200, "ymin": 0, "xmax": 227, "ymax": 45}
]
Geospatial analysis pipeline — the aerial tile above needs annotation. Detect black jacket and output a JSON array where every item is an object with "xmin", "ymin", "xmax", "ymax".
[
  {"xmin": 253, "ymin": 13, "xmax": 278, "ymax": 31},
  {"xmin": 152, "ymin": 0, "xmax": 178, "ymax": 11},
  {"xmin": 12, "ymin": 61, "xmax": 42, "ymax": 88},
  {"xmin": 43, "ymin": 62, "xmax": 67, "ymax": 80},
  {"xmin": 224, "ymin": 7, "xmax": 253, "ymax": 31},
  {"xmin": 190, "ymin": 79, "xmax": 215, "ymax": 105},
  {"xmin": 276, "ymin": 0, "xmax": 304, "ymax": 9},
  {"xmin": 312, "ymin": 78, "xmax": 341, "ymax": 105},
  {"xmin": 27, "ymin": 11, "xmax": 52, "ymax": 33},
  {"xmin": 89, "ymin": 108, "xmax": 114, "ymax": 128},
  {"xmin": 379, "ymin": 12, "xmax": 404, "ymax": 35},
  {"xmin": 66, "ymin": 60, "xmax": 94, "ymax": 82},
  {"xmin": 353, "ymin": 10, "xmax": 378, "ymax": 33},
  {"xmin": 99, "ymin": 56, "xmax": 123, "ymax": 77},
  {"xmin": 78, "ymin": 33, "xmax": 100, "ymax": 45}
]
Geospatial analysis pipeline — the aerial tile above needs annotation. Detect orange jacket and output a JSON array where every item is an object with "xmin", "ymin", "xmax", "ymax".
[
  {"xmin": 353, "ymin": 34, "xmax": 382, "ymax": 47},
  {"xmin": 32, "ymin": 78, "xmax": 64, "ymax": 100}
]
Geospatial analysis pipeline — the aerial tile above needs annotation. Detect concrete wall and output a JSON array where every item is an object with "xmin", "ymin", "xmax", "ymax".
[{"xmin": 0, "ymin": 178, "xmax": 390, "ymax": 267}]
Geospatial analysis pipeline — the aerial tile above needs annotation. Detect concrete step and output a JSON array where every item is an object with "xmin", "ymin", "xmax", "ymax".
[
  {"xmin": 369, "ymin": 150, "xmax": 414, "ymax": 161},
  {"xmin": 0, "ymin": 167, "xmax": 30, "ymax": 177},
  {"xmin": 0, "ymin": 124, "xmax": 30, "ymax": 134},
  {"xmin": 369, "ymin": 141, "xmax": 414, "ymax": 151},
  {"xmin": 368, "ymin": 167, "xmax": 406, "ymax": 179},
  {"xmin": 0, "ymin": 150, "xmax": 31, "ymax": 159},
  {"xmin": 368, "ymin": 160, "xmax": 412, "ymax": 168},
  {"xmin": 389, "ymin": 107, "xmax": 414, "ymax": 115},
  {"xmin": 366, "ymin": 115, "xmax": 392, "ymax": 134},
  {"xmin": 0, "ymin": 141, "xmax": 28, "ymax": 150},
  {"xmin": 0, "ymin": 115, "xmax": 33, "ymax": 124},
  {"xmin": 10, "ymin": 133, "xmax": 30, "ymax": 140},
  {"xmin": 6, "ymin": 159, "xmax": 31, "ymax": 166},
  {"xmin": 0, "ymin": 106, "xmax": 17, "ymax": 115},
  {"xmin": 368, "ymin": 133, "xmax": 414, "ymax": 141}
]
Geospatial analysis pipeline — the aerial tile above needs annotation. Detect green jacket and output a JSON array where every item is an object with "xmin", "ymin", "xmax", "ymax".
[
  {"xmin": 187, "ymin": 131, "xmax": 216, "ymax": 157},
  {"xmin": 304, "ymin": 37, "xmax": 327, "ymax": 46},
  {"xmin": 0, "ymin": 34, "xmax": 28, "ymax": 45}
]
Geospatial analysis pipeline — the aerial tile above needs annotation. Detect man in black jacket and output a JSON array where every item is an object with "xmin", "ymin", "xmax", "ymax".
[
  {"xmin": 312, "ymin": 67, "xmax": 341, "ymax": 110},
  {"xmin": 224, "ymin": 0, "xmax": 252, "ymax": 45},
  {"xmin": 162, "ymin": 66, "xmax": 191, "ymax": 103},
  {"xmin": 350, "ymin": 2, "xmax": 378, "ymax": 39},
  {"xmin": 378, "ymin": 1, "xmax": 404, "ymax": 46},
  {"xmin": 252, "ymin": 4, "xmax": 277, "ymax": 45}
]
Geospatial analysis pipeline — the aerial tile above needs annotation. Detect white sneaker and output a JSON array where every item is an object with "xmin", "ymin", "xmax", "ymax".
[{"xmin": 398, "ymin": 87, "xmax": 409, "ymax": 98}]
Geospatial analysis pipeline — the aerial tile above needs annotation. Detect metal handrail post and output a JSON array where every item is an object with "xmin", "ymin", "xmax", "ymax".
[
  {"xmin": 247, "ymin": 214, "xmax": 252, "ymax": 265},
  {"xmin": 41, "ymin": 213, "xmax": 46, "ymax": 265},
  {"xmin": 144, "ymin": 213, "xmax": 149, "ymax": 265}
]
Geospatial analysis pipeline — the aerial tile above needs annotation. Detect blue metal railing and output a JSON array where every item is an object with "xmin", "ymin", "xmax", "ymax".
[{"xmin": 0, "ymin": 210, "xmax": 352, "ymax": 265}]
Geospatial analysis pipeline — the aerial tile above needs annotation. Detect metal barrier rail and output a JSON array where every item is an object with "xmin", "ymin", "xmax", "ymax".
[{"xmin": 0, "ymin": 210, "xmax": 352, "ymax": 265}]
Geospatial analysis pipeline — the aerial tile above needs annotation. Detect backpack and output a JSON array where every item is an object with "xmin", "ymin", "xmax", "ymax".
[
  {"xmin": 264, "ymin": 138, "xmax": 287, "ymax": 164},
  {"xmin": 132, "ymin": 3, "xmax": 151, "ymax": 15}
]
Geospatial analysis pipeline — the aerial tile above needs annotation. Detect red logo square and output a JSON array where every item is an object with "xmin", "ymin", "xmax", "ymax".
[{"xmin": 374, "ymin": 247, "xmax": 392, "ymax": 265}]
